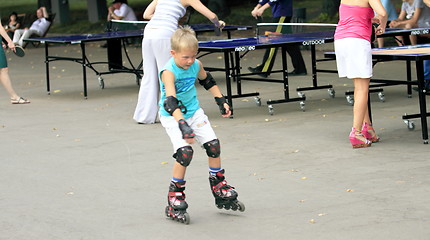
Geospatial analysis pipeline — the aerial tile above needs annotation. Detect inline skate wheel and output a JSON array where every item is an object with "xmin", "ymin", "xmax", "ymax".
[
  {"xmin": 181, "ymin": 212, "xmax": 190, "ymax": 225},
  {"xmin": 237, "ymin": 201, "xmax": 245, "ymax": 212}
]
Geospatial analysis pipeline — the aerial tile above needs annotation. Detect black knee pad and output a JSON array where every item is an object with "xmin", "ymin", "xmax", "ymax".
[
  {"xmin": 203, "ymin": 139, "xmax": 221, "ymax": 158},
  {"xmin": 173, "ymin": 146, "xmax": 194, "ymax": 167}
]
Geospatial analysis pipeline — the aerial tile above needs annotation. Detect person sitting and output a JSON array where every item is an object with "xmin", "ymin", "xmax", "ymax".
[
  {"xmin": 389, "ymin": 0, "xmax": 430, "ymax": 45},
  {"xmin": 107, "ymin": 0, "xmax": 137, "ymax": 21},
  {"xmin": 12, "ymin": 7, "xmax": 51, "ymax": 47},
  {"xmin": 4, "ymin": 12, "xmax": 21, "ymax": 40},
  {"xmin": 376, "ymin": 0, "xmax": 398, "ymax": 47}
]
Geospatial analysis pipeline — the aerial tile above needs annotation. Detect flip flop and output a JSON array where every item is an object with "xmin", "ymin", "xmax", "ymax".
[
  {"xmin": 11, "ymin": 97, "xmax": 30, "ymax": 104},
  {"xmin": 14, "ymin": 45, "xmax": 25, "ymax": 57}
]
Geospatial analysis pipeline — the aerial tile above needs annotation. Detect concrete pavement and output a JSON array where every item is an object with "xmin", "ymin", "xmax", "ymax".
[{"xmin": 1, "ymin": 37, "xmax": 430, "ymax": 240}]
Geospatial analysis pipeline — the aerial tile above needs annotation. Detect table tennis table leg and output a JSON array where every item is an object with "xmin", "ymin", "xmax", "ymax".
[
  {"xmin": 234, "ymin": 51, "xmax": 242, "ymax": 95},
  {"xmin": 44, "ymin": 43, "xmax": 50, "ymax": 95},
  {"xmin": 282, "ymin": 46, "xmax": 290, "ymax": 100},
  {"xmin": 81, "ymin": 43, "xmax": 88, "ymax": 99},
  {"xmin": 416, "ymin": 60, "xmax": 429, "ymax": 144},
  {"xmin": 224, "ymin": 51, "xmax": 233, "ymax": 116},
  {"xmin": 407, "ymin": 60, "xmax": 412, "ymax": 98}
]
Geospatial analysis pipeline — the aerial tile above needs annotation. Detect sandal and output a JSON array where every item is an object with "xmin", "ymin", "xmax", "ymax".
[{"xmin": 11, "ymin": 97, "xmax": 30, "ymax": 104}]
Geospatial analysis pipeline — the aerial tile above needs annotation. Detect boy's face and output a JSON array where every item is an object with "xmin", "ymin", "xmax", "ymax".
[{"xmin": 171, "ymin": 48, "xmax": 198, "ymax": 69}]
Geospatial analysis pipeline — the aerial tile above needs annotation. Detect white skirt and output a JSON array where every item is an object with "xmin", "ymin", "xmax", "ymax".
[{"xmin": 334, "ymin": 38, "xmax": 372, "ymax": 79}]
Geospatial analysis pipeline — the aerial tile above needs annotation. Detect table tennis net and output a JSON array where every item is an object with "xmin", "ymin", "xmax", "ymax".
[
  {"xmin": 256, "ymin": 23, "xmax": 337, "ymax": 37},
  {"xmin": 106, "ymin": 20, "xmax": 148, "ymax": 32}
]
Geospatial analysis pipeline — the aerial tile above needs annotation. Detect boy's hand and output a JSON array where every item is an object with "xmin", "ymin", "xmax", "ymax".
[
  {"xmin": 215, "ymin": 96, "xmax": 231, "ymax": 117},
  {"xmin": 178, "ymin": 119, "xmax": 195, "ymax": 144},
  {"xmin": 221, "ymin": 103, "xmax": 231, "ymax": 118}
]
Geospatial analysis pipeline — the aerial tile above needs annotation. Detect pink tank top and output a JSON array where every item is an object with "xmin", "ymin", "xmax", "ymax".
[{"xmin": 334, "ymin": 4, "xmax": 374, "ymax": 41}]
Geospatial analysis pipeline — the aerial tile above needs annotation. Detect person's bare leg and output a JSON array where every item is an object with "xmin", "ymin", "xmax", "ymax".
[
  {"xmin": 350, "ymin": 78, "xmax": 371, "ymax": 147},
  {"xmin": 353, "ymin": 78, "xmax": 370, "ymax": 130},
  {"xmin": 0, "ymin": 68, "xmax": 19, "ymax": 100},
  {"xmin": 172, "ymin": 162, "xmax": 186, "ymax": 180},
  {"xmin": 208, "ymin": 157, "xmax": 221, "ymax": 169}
]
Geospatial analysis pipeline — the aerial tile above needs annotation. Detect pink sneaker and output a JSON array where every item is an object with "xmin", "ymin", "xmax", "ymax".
[
  {"xmin": 349, "ymin": 128, "xmax": 372, "ymax": 148},
  {"xmin": 362, "ymin": 122, "xmax": 380, "ymax": 143}
]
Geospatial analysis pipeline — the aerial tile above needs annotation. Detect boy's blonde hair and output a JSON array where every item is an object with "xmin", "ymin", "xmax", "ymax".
[{"xmin": 171, "ymin": 26, "xmax": 198, "ymax": 52}]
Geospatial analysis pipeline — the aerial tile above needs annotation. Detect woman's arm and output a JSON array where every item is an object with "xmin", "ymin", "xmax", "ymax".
[
  {"xmin": 370, "ymin": 0, "xmax": 388, "ymax": 33},
  {"xmin": 184, "ymin": 0, "xmax": 224, "ymax": 27},
  {"xmin": 0, "ymin": 21, "xmax": 16, "ymax": 51},
  {"xmin": 40, "ymin": 7, "xmax": 49, "ymax": 18},
  {"xmin": 143, "ymin": 0, "xmax": 158, "ymax": 20}
]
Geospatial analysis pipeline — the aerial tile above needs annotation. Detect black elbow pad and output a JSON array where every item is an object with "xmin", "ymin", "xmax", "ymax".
[
  {"xmin": 164, "ymin": 96, "xmax": 187, "ymax": 115},
  {"xmin": 198, "ymin": 72, "xmax": 217, "ymax": 90}
]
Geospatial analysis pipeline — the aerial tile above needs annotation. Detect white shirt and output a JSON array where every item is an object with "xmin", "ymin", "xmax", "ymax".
[
  {"xmin": 29, "ymin": 18, "xmax": 51, "ymax": 35},
  {"xmin": 114, "ymin": 3, "xmax": 137, "ymax": 21}
]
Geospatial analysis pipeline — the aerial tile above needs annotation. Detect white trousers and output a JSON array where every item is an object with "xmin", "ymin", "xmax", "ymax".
[
  {"xmin": 133, "ymin": 38, "xmax": 171, "ymax": 124},
  {"xmin": 13, "ymin": 29, "xmax": 40, "ymax": 46}
]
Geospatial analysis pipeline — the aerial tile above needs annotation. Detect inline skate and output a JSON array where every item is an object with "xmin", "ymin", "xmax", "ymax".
[
  {"xmin": 165, "ymin": 181, "xmax": 190, "ymax": 224},
  {"xmin": 209, "ymin": 170, "xmax": 245, "ymax": 212}
]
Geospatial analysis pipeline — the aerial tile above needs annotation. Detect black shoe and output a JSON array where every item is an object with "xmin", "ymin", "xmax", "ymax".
[
  {"xmin": 288, "ymin": 70, "xmax": 307, "ymax": 76},
  {"xmin": 248, "ymin": 66, "xmax": 269, "ymax": 78}
]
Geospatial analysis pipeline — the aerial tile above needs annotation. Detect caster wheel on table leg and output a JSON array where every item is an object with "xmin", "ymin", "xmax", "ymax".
[
  {"xmin": 346, "ymin": 95, "xmax": 354, "ymax": 106},
  {"xmin": 98, "ymin": 76, "xmax": 105, "ymax": 89}
]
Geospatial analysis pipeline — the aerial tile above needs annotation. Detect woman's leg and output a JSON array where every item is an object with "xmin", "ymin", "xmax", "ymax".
[
  {"xmin": 133, "ymin": 39, "xmax": 169, "ymax": 123},
  {"xmin": 353, "ymin": 78, "xmax": 370, "ymax": 130},
  {"xmin": 0, "ymin": 68, "xmax": 19, "ymax": 99},
  {"xmin": 350, "ymin": 78, "xmax": 372, "ymax": 147}
]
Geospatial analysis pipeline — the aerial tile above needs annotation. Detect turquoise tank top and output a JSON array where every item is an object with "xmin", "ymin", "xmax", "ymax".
[{"xmin": 159, "ymin": 57, "xmax": 201, "ymax": 119}]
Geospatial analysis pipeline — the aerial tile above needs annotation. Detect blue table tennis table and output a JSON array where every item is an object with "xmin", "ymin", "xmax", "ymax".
[
  {"xmin": 198, "ymin": 30, "xmax": 335, "ymax": 115},
  {"xmin": 369, "ymin": 44, "xmax": 430, "ymax": 144},
  {"xmin": 24, "ymin": 24, "xmax": 252, "ymax": 98}
]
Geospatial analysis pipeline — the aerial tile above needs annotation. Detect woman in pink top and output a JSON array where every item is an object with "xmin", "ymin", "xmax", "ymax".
[{"xmin": 334, "ymin": 0, "xmax": 387, "ymax": 148}]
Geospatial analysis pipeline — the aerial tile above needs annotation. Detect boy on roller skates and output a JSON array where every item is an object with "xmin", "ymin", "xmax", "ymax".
[{"xmin": 160, "ymin": 26, "xmax": 244, "ymax": 224}]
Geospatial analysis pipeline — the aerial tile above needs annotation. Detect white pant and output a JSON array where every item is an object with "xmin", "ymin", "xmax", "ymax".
[
  {"xmin": 133, "ymin": 38, "xmax": 171, "ymax": 123},
  {"xmin": 160, "ymin": 108, "xmax": 218, "ymax": 152},
  {"xmin": 13, "ymin": 29, "xmax": 40, "ymax": 46}
]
